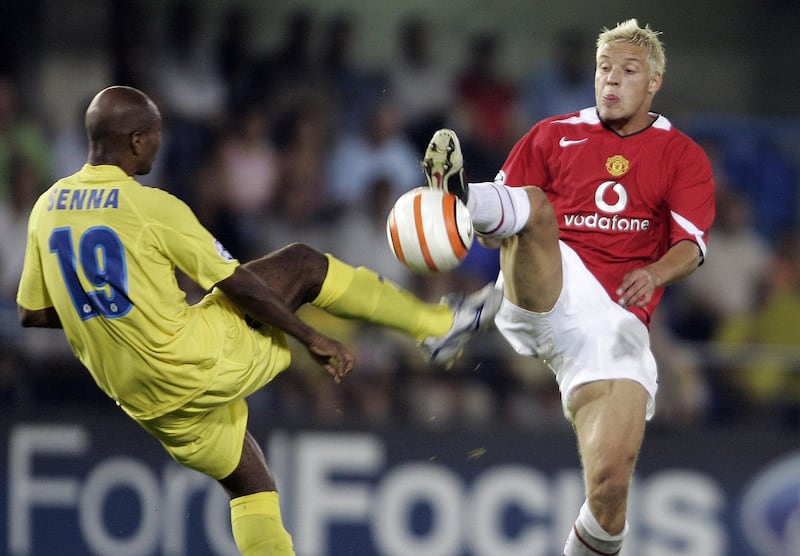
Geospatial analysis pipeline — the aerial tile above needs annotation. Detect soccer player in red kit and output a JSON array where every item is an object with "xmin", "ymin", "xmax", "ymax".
[{"xmin": 422, "ymin": 19, "xmax": 715, "ymax": 555}]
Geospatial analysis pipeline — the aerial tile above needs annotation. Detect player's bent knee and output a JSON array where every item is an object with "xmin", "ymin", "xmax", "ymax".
[
  {"xmin": 253, "ymin": 243, "xmax": 329, "ymax": 286},
  {"xmin": 524, "ymin": 187, "xmax": 558, "ymax": 236},
  {"xmin": 280, "ymin": 242, "xmax": 324, "ymax": 264}
]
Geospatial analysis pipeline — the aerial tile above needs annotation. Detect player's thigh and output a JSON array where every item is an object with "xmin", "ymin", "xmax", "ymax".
[
  {"xmin": 499, "ymin": 188, "xmax": 563, "ymax": 312},
  {"xmin": 570, "ymin": 379, "xmax": 649, "ymax": 474},
  {"xmin": 141, "ymin": 294, "xmax": 293, "ymax": 480},
  {"xmin": 198, "ymin": 288, "xmax": 293, "ymax": 399},
  {"xmin": 241, "ymin": 243, "xmax": 328, "ymax": 310},
  {"xmin": 139, "ymin": 398, "xmax": 249, "ymax": 480}
]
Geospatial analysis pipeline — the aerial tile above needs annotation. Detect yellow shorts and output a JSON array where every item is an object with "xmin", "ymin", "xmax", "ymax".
[{"xmin": 138, "ymin": 289, "xmax": 292, "ymax": 480}]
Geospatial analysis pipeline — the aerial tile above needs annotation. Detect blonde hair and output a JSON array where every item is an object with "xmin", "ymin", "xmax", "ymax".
[{"xmin": 597, "ymin": 18, "xmax": 666, "ymax": 76}]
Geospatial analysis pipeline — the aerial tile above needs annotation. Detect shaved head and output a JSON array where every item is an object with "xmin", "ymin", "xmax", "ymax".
[
  {"xmin": 85, "ymin": 86, "xmax": 162, "ymax": 175},
  {"xmin": 86, "ymin": 86, "xmax": 160, "ymax": 143}
]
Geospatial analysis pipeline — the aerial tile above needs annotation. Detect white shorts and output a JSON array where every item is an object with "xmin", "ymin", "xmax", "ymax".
[{"xmin": 494, "ymin": 241, "xmax": 657, "ymax": 421}]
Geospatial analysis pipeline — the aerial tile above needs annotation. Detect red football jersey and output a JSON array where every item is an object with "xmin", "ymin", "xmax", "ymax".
[{"xmin": 499, "ymin": 108, "xmax": 715, "ymax": 326}]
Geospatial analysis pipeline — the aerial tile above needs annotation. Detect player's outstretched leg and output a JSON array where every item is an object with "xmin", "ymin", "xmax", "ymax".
[
  {"xmin": 422, "ymin": 128, "xmax": 530, "ymax": 239},
  {"xmin": 422, "ymin": 128, "xmax": 468, "ymax": 203},
  {"xmin": 243, "ymin": 244, "xmax": 501, "ymax": 367},
  {"xmin": 312, "ymin": 252, "xmax": 502, "ymax": 367}
]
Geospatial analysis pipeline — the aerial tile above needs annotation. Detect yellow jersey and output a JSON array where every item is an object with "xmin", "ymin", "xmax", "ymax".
[{"xmin": 17, "ymin": 165, "xmax": 240, "ymax": 419}]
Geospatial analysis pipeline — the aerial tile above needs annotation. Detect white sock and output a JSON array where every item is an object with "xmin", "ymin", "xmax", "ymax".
[
  {"xmin": 563, "ymin": 500, "xmax": 628, "ymax": 555},
  {"xmin": 465, "ymin": 181, "xmax": 531, "ymax": 237}
]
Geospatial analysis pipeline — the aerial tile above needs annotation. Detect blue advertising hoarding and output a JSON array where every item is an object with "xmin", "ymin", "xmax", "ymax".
[{"xmin": 1, "ymin": 408, "xmax": 798, "ymax": 556}]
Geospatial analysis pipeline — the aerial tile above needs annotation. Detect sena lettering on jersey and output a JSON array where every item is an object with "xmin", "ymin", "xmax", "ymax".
[
  {"xmin": 47, "ymin": 188, "xmax": 120, "ymax": 211},
  {"xmin": 563, "ymin": 181, "xmax": 651, "ymax": 232}
]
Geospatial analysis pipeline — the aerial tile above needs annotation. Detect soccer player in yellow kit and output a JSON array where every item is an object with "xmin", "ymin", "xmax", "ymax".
[{"xmin": 16, "ymin": 86, "xmax": 501, "ymax": 555}]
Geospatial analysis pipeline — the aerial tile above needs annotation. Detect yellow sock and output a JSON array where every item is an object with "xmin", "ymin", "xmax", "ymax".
[
  {"xmin": 313, "ymin": 254, "xmax": 453, "ymax": 340},
  {"xmin": 230, "ymin": 491, "xmax": 294, "ymax": 555}
]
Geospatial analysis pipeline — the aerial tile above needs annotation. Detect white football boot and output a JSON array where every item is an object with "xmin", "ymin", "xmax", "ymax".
[
  {"xmin": 420, "ymin": 282, "xmax": 502, "ymax": 366},
  {"xmin": 422, "ymin": 128, "xmax": 468, "ymax": 204}
]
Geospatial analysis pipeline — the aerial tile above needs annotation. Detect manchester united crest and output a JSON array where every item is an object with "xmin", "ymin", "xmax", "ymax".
[{"xmin": 606, "ymin": 155, "xmax": 630, "ymax": 177}]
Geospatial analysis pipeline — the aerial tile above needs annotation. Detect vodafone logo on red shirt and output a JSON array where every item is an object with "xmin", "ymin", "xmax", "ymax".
[
  {"xmin": 563, "ymin": 181, "xmax": 651, "ymax": 232},
  {"xmin": 595, "ymin": 181, "xmax": 627, "ymax": 213}
]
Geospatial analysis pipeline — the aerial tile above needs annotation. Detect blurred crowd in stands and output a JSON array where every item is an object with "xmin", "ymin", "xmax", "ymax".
[{"xmin": 0, "ymin": 3, "xmax": 798, "ymax": 431}]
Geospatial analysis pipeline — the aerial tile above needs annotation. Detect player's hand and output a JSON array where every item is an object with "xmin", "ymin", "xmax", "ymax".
[
  {"xmin": 307, "ymin": 336, "xmax": 355, "ymax": 383},
  {"xmin": 616, "ymin": 268, "xmax": 658, "ymax": 308}
]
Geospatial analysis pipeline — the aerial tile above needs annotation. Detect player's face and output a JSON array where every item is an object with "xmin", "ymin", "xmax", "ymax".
[{"xmin": 595, "ymin": 42, "xmax": 662, "ymax": 134}]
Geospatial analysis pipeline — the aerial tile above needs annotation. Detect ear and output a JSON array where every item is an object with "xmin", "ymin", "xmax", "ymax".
[
  {"xmin": 648, "ymin": 72, "xmax": 663, "ymax": 95},
  {"xmin": 130, "ymin": 131, "xmax": 144, "ymax": 156}
]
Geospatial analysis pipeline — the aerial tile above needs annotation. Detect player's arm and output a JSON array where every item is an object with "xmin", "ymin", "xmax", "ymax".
[
  {"xmin": 618, "ymin": 138, "xmax": 714, "ymax": 308},
  {"xmin": 616, "ymin": 239, "xmax": 702, "ymax": 308},
  {"xmin": 18, "ymin": 306, "xmax": 63, "ymax": 328},
  {"xmin": 216, "ymin": 266, "xmax": 354, "ymax": 382}
]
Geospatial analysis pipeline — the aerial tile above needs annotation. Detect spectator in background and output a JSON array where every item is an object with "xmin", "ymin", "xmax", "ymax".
[
  {"xmin": 0, "ymin": 154, "xmax": 42, "ymax": 301},
  {"xmin": 669, "ymin": 186, "xmax": 772, "ymax": 341},
  {"xmin": 251, "ymin": 8, "xmax": 317, "ymax": 108},
  {"xmin": 454, "ymin": 32, "xmax": 518, "ymax": 146},
  {"xmin": 215, "ymin": 5, "xmax": 259, "ymax": 112},
  {"xmin": 51, "ymin": 97, "xmax": 90, "ymax": 179},
  {"xmin": 316, "ymin": 11, "xmax": 382, "ymax": 135},
  {"xmin": 154, "ymin": 1, "xmax": 227, "ymax": 125},
  {"xmin": 385, "ymin": 16, "xmax": 454, "ymax": 147},
  {"xmin": 153, "ymin": 0, "xmax": 226, "ymax": 202},
  {"xmin": 721, "ymin": 134, "xmax": 797, "ymax": 243},
  {"xmin": 0, "ymin": 154, "xmax": 47, "ymax": 405},
  {"xmin": 453, "ymin": 32, "xmax": 520, "ymax": 174},
  {"xmin": 325, "ymin": 99, "xmax": 423, "ymax": 209},
  {"xmin": 690, "ymin": 130, "xmax": 798, "ymax": 244},
  {"xmin": 107, "ymin": 0, "xmax": 153, "ymax": 88},
  {"xmin": 263, "ymin": 98, "xmax": 335, "ymax": 253},
  {"xmin": 194, "ymin": 103, "xmax": 281, "ymax": 261},
  {"xmin": 518, "ymin": 27, "xmax": 596, "ymax": 125},
  {"xmin": 648, "ymin": 310, "xmax": 711, "ymax": 427},
  {"xmin": 329, "ymin": 175, "xmax": 415, "ymax": 289},
  {"xmin": 713, "ymin": 232, "xmax": 800, "ymax": 427},
  {"xmin": 0, "ymin": 75, "xmax": 51, "ymax": 202}
]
